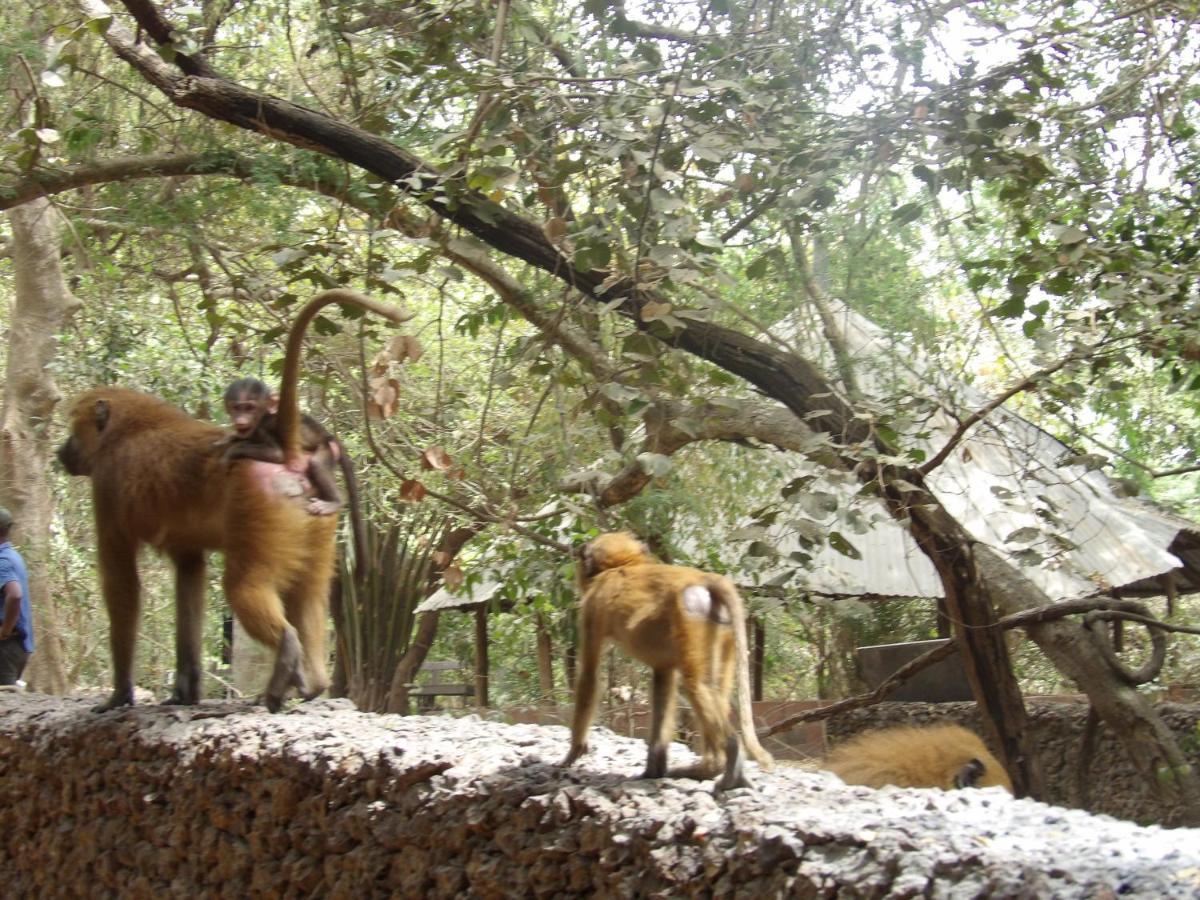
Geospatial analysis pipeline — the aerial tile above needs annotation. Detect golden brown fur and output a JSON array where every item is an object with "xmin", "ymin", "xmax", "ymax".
[
  {"xmin": 221, "ymin": 380, "xmax": 371, "ymax": 579},
  {"xmin": 57, "ymin": 289, "xmax": 407, "ymax": 713},
  {"xmin": 563, "ymin": 531, "xmax": 774, "ymax": 790},
  {"xmin": 825, "ymin": 724, "xmax": 1013, "ymax": 792}
]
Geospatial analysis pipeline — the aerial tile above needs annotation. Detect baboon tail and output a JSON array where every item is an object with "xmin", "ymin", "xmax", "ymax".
[{"xmin": 709, "ymin": 578, "xmax": 774, "ymax": 771}]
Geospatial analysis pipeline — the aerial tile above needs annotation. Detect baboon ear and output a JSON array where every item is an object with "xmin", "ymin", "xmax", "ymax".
[
  {"xmin": 577, "ymin": 543, "xmax": 596, "ymax": 578},
  {"xmin": 954, "ymin": 758, "xmax": 986, "ymax": 789},
  {"xmin": 93, "ymin": 399, "xmax": 110, "ymax": 431}
]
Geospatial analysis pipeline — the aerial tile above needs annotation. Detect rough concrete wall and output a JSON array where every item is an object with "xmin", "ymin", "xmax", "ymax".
[
  {"xmin": 1, "ymin": 694, "xmax": 1198, "ymax": 898},
  {"xmin": 827, "ymin": 698, "xmax": 1200, "ymax": 825}
]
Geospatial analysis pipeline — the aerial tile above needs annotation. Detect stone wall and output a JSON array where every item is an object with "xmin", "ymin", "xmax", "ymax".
[
  {"xmin": 827, "ymin": 698, "xmax": 1200, "ymax": 826},
  {"xmin": 2, "ymin": 694, "xmax": 1198, "ymax": 898}
]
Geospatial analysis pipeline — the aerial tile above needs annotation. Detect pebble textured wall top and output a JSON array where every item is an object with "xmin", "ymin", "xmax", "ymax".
[{"xmin": 1, "ymin": 694, "xmax": 1198, "ymax": 898}]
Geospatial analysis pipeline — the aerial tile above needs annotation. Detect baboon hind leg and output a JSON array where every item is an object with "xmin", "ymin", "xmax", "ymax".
[
  {"xmin": 280, "ymin": 520, "xmax": 337, "ymax": 699},
  {"xmin": 563, "ymin": 618, "xmax": 605, "ymax": 767},
  {"xmin": 281, "ymin": 579, "xmax": 332, "ymax": 700},
  {"xmin": 224, "ymin": 560, "xmax": 307, "ymax": 713},
  {"xmin": 672, "ymin": 673, "xmax": 734, "ymax": 783},
  {"xmin": 711, "ymin": 631, "xmax": 751, "ymax": 791},
  {"xmin": 643, "ymin": 667, "xmax": 678, "ymax": 779}
]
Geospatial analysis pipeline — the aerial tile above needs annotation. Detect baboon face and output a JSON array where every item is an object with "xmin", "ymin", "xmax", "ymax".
[
  {"xmin": 954, "ymin": 758, "xmax": 987, "ymax": 789},
  {"xmin": 56, "ymin": 395, "xmax": 110, "ymax": 476}
]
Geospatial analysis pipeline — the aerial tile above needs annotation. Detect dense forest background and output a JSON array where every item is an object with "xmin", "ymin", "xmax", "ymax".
[{"xmin": 1, "ymin": 0, "xmax": 1198, "ymax": 729}]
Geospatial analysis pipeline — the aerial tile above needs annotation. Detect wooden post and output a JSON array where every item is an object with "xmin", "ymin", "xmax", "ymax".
[
  {"xmin": 752, "ymin": 617, "xmax": 765, "ymax": 702},
  {"xmin": 536, "ymin": 613, "xmax": 555, "ymax": 700},
  {"xmin": 1160, "ymin": 573, "xmax": 1178, "ymax": 618},
  {"xmin": 474, "ymin": 604, "xmax": 489, "ymax": 707},
  {"xmin": 935, "ymin": 596, "xmax": 951, "ymax": 639}
]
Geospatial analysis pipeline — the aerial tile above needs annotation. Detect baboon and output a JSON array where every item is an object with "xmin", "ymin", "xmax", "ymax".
[
  {"xmin": 58, "ymin": 288, "xmax": 408, "ymax": 712},
  {"xmin": 220, "ymin": 377, "xmax": 369, "ymax": 577},
  {"xmin": 826, "ymin": 724, "xmax": 1013, "ymax": 792},
  {"xmin": 562, "ymin": 531, "xmax": 774, "ymax": 791}
]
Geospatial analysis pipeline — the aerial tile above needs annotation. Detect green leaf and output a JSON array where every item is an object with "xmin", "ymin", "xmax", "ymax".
[
  {"xmin": 890, "ymin": 202, "xmax": 923, "ymax": 226},
  {"xmin": 1004, "ymin": 527, "xmax": 1040, "ymax": 544},
  {"xmin": 828, "ymin": 532, "xmax": 862, "ymax": 560},
  {"xmin": 1042, "ymin": 271, "xmax": 1074, "ymax": 295},
  {"xmin": 912, "ymin": 164, "xmax": 938, "ymax": 187},
  {"xmin": 745, "ymin": 254, "xmax": 771, "ymax": 280},
  {"xmin": 990, "ymin": 295, "xmax": 1026, "ymax": 318},
  {"xmin": 1056, "ymin": 225, "xmax": 1087, "ymax": 244}
]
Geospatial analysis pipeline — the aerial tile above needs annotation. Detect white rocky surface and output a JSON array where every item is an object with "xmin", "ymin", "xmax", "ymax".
[{"xmin": 1, "ymin": 694, "xmax": 1197, "ymax": 897}]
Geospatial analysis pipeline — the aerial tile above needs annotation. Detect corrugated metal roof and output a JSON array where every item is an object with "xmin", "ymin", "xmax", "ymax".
[
  {"xmin": 750, "ymin": 300, "xmax": 1200, "ymax": 601},
  {"xmin": 415, "ymin": 580, "xmax": 501, "ymax": 614}
]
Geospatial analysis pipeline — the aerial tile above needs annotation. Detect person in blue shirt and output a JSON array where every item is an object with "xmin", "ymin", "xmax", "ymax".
[{"xmin": 0, "ymin": 507, "xmax": 34, "ymax": 685}]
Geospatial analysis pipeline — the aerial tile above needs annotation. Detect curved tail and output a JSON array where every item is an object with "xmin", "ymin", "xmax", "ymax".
[
  {"xmin": 276, "ymin": 288, "xmax": 411, "ymax": 461},
  {"xmin": 710, "ymin": 578, "xmax": 774, "ymax": 771}
]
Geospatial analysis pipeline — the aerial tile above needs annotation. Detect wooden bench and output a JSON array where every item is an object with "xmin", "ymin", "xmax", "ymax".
[{"xmin": 407, "ymin": 660, "xmax": 474, "ymax": 709}]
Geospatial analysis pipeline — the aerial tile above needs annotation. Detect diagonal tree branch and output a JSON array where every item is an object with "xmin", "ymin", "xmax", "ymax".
[{"xmin": 80, "ymin": 0, "xmax": 861, "ymax": 445}]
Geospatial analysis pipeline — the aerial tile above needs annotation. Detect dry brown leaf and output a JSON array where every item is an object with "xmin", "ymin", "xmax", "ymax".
[
  {"xmin": 400, "ymin": 479, "xmax": 427, "ymax": 502},
  {"xmin": 543, "ymin": 217, "xmax": 569, "ymax": 245},
  {"xmin": 368, "ymin": 377, "xmax": 401, "ymax": 419},
  {"xmin": 420, "ymin": 446, "xmax": 453, "ymax": 470},
  {"xmin": 390, "ymin": 334, "xmax": 424, "ymax": 364},
  {"xmin": 441, "ymin": 564, "xmax": 464, "ymax": 589},
  {"xmin": 640, "ymin": 300, "xmax": 673, "ymax": 322}
]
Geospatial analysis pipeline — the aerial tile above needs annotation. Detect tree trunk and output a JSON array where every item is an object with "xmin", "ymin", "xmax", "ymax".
[
  {"xmin": 975, "ymin": 545, "xmax": 1200, "ymax": 826},
  {"xmin": 1, "ymin": 198, "xmax": 80, "ymax": 694},
  {"xmin": 383, "ymin": 525, "xmax": 483, "ymax": 713},
  {"xmin": 895, "ymin": 489, "xmax": 1043, "ymax": 799},
  {"xmin": 384, "ymin": 611, "xmax": 440, "ymax": 715},
  {"xmin": 752, "ymin": 617, "xmax": 765, "ymax": 702}
]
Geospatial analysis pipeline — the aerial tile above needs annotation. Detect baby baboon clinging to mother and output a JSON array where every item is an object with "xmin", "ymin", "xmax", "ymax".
[
  {"xmin": 825, "ymin": 724, "xmax": 1013, "ymax": 793},
  {"xmin": 220, "ymin": 376, "xmax": 369, "ymax": 578},
  {"xmin": 562, "ymin": 531, "xmax": 774, "ymax": 791}
]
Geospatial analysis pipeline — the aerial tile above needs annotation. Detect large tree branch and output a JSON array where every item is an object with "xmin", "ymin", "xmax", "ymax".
[
  {"xmin": 82, "ymin": 0, "xmax": 859, "ymax": 445},
  {"xmin": 0, "ymin": 152, "xmax": 254, "ymax": 209},
  {"xmin": 562, "ymin": 398, "xmax": 821, "ymax": 506},
  {"xmin": 0, "ymin": 149, "xmax": 621, "ymax": 384}
]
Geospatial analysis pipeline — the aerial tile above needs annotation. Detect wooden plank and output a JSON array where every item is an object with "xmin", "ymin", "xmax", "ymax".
[
  {"xmin": 409, "ymin": 683, "xmax": 474, "ymax": 696},
  {"xmin": 418, "ymin": 660, "xmax": 463, "ymax": 673},
  {"xmin": 474, "ymin": 605, "xmax": 489, "ymax": 707}
]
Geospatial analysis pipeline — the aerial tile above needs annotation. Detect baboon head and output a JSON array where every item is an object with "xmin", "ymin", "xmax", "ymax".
[{"xmin": 57, "ymin": 392, "xmax": 112, "ymax": 476}]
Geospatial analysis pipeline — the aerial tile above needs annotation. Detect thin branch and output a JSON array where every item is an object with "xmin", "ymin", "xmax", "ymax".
[
  {"xmin": 761, "ymin": 641, "xmax": 957, "ymax": 737},
  {"xmin": 918, "ymin": 352, "xmax": 1078, "ymax": 476}
]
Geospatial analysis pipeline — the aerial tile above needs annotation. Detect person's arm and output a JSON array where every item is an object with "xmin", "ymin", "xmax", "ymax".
[{"xmin": 0, "ymin": 580, "xmax": 20, "ymax": 639}]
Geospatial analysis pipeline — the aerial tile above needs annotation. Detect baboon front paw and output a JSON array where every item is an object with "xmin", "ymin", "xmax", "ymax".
[
  {"xmin": 714, "ymin": 770, "xmax": 753, "ymax": 793},
  {"xmin": 91, "ymin": 691, "xmax": 134, "ymax": 713}
]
